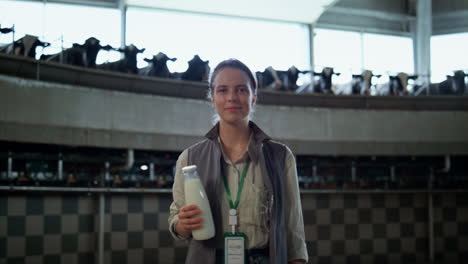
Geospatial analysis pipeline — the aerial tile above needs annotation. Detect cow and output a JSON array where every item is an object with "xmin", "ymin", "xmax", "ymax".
[
  {"xmin": 40, "ymin": 37, "xmax": 113, "ymax": 68},
  {"xmin": 257, "ymin": 66, "xmax": 309, "ymax": 91},
  {"xmin": 375, "ymin": 73, "xmax": 418, "ymax": 96},
  {"xmin": 312, "ymin": 67, "xmax": 340, "ymax": 94},
  {"xmin": 0, "ymin": 34, "xmax": 50, "ymax": 58},
  {"xmin": 174, "ymin": 55, "xmax": 210, "ymax": 82},
  {"xmin": 97, "ymin": 44, "xmax": 145, "ymax": 74},
  {"xmin": 335, "ymin": 70, "xmax": 381, "ymax": 95},
  {"xmin": 433, "ymin": 70, "xmax": 467, "ymax": 95},
  {"xmin": 139, "ymin": 52, "xmax": 177, "ymax": 78}
]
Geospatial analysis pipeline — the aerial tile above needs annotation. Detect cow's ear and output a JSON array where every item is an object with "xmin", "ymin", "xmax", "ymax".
[
  {"xmin": 374, "ymin": 74, "xmax": 382, "ymax": 78},
  {"xmin": 313, "ymin": 72, "xmax": 320, "ymax": 76},
  {"xmin": 43, "ymin": 42, "xmax": 51, "ymax": 47},
  {"xmin": 334, "ymin": 72, "xmax": 341, "ymax": 76},
  {"xmin": 352, "ymin": 74, "xmax": 359, "ymax": 78},
  {"xmin": 138, "ymin": 48, "xmax": 146, "ymax": 53},
  {"xmin": 144, "ymin": 58, "xmax": 151, "ymax": 62},
  {"xmin": 409, "ymin": 75, "xmax": 418, "ymax": 79},
  {"xmin": 169, "ymin": 57, "xmax": 177, "ymax": 61}
]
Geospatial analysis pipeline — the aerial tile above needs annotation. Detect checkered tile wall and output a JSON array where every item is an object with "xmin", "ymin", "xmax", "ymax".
[{"xmin": 1, "ymin": 192, "xmax": 467, "ymax": 264}]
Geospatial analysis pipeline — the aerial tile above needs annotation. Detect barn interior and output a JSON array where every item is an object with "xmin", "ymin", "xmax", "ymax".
[{"xmin": 1, "ymin": 0, "xmax": 468, "ymax": 263}]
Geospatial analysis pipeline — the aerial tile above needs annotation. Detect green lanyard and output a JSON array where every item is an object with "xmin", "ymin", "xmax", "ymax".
[{"xmin": 221, "ymin": 161, "xmax": 250, "ymax": 210}]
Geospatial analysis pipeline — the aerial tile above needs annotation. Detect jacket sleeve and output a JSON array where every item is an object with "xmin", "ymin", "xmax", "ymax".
[
  {"xmin": 284, "ymin": 147, "xmax": 309, "ymax": 262},
  {"xmin": 168, "ymin": 149, "xmax": 191, "ymax": 240}
]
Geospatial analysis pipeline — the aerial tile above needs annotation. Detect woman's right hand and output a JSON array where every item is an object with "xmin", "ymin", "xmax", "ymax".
[{"xmin": 175, "ymin": 204, "xmax": 203, "ymax": 238}]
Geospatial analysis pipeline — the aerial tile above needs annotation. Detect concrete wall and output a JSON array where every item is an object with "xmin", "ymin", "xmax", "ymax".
[{"xmin": 1, "ymin": 74, "xmax": 468, "ymax": 156}]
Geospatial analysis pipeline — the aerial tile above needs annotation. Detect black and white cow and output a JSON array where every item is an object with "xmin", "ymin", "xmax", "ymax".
[
  {"xmin": 335, "ymin": 70, "xmax": 381, "ymax": 95},
  {"xmin": 176, "ymin": 55, "xmax": 210, "ymax": 82},
  {"xmin": 434, "ymin": 70, "xmax": 467, "ymax": 95},
  {"xmin": 375, "ymin": 73, "xmax": 418, "ymax": 96},
  {"xmin": 257, "ymin": 66, "xmax": 309, "ymax": 91},
  {"xmin": 139, "ymin": 52, "xmax": 176, "ymax": 78},
  {"xmin": 0, "ymin": 34, "xmax": 49, "ymax": 58},
  {"xmin": 97, "ymin": 44, "xmax": 145, "ymax": 74},
  {"xmin": 40, "ymin": 37, "xmax": 113, "ymax": 68},
  {"xmin": 312, "ymin": 67, "xmax": 340, "ymax": 94}
]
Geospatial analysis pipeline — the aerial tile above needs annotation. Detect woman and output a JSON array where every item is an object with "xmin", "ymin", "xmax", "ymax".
[{"xmin": 168, "ymin": 59, "xmax": 308, "ymax": 264}]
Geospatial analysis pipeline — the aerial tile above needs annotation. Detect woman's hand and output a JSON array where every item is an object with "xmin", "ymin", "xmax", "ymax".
[{"xmin": 175, "ymin": 204, "xmax": 203, "ymax": 238}]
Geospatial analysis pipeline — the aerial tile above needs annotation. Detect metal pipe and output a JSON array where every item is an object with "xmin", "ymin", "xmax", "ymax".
[
  {"xmin": 105, "ymin": 161, "xmax": 110, "ymax": 182},
  {"xmin": 351, "ymin": 162, "xmax": 356, "ymax": 182},
  {"xmin": 58, "ymin": 153, "xmax": 63, "ymax": 181},
  {"xmin": 7, "ymin": 152, "xmax": 12, "ymax": 180},
  {"xmin": 149, "ymin": 162, "xmax": 155, "ymax": 181}
]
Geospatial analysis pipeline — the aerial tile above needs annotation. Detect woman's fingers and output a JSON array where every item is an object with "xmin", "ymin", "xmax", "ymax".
[{"xmin": 178, "ymin": 204, "xmax": 204, "ymax": 231}]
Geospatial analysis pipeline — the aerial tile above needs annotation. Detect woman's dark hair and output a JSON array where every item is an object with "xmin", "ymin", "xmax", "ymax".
[{"xmin": 208, "ymin": 59, "xmax": 257, "ymax": 97}]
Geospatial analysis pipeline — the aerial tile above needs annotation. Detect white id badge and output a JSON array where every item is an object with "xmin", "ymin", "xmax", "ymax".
[{"xmin": 224, "ymin": 232, "xmax": 246, "ymax": 264}]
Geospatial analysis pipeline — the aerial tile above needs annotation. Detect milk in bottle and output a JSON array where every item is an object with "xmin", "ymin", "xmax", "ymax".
[{"xmin": 182, "ymin": 165, "xmax": 215, "ymax": 240}]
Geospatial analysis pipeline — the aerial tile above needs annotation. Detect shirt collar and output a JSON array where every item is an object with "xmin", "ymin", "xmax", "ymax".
[{"xmin": 205, "ymin": 121, "xmax": 271, "ymax": 164}]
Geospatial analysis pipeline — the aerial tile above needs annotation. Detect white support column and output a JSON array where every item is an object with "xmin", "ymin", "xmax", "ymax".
[
  {"xmin": 119, "ymin": 0, "xmax": 127, "ymax": 54},
  {"xmin": 308, "ymin": 23, "xmax": 315, "ymax": 71},
  {"xmin": 413, "ymin": 0, "xmax": 432, "ymax": 88}
]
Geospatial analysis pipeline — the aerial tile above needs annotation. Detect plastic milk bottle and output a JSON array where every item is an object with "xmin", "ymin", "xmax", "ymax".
[{"xmin": 182, "ymin": 165, "xmax": 215, "ymax": 240}]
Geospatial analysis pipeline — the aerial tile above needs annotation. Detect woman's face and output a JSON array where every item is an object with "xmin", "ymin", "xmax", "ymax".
[{"xmin": 211, "ymin": 67, "xmax": 256, "ymax": 125}]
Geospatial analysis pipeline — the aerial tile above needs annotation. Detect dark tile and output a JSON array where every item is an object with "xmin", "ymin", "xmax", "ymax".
[
  {"xmin": 386, "ymin": 208, "xmax": 400, "ymax": 223},
  {"xmin": 306, "ymin": 241, "xmax": 316, "ymax": 257},
  {"xmin": 0, "ymin": 237, "xmax": 5, "ymax": 258},
  {"xmin": 128, "ymin": 196, "xmax": 143, "ymax": 213},
  {"xmin": 105, "ymin": 233, "xmax": 111, "ymax": 251},
  {"xmin": 8, "ymin": 216, "xmax": 25, "ymax": 236},
  {"xmin": 26, "ymin": 197, "xmax": 44, "ymax": 215},
  {"xmin": 317, "ymin": 225, "xmax": 331, "ymax": 240},
  {"xmin": 159, "ymin": 197, "xmax": 172, "ymax": 211},
  {"xmin": 128, "ymin": 232, "xmax": 143, "ymax": 249},
  {"xmin": 388, "ymin": 238, "xmax": 401, "ymax": 253},
  {"xmin": 79, "ymin": 252, "xmax": 94, "ymax": 264},
  {"xmin": 316, "ymin": 195, "xmax": 330, "ymax": 209},
  {"xmin": 79, "ymin": 215, "xmax": 94, "ymax": 233},
  {"xmin": 374, "ymin": 254, "xmax": 388, "ymax": 264},
  {"xmin": 112, "ymin": 250, "xmax": 126, "ymax": 264},
  {"xmin": 373, "ymin": 224, "xmax": 387, "ymax": 238},
  {"xmin": 143, "ymin": 213, "xmax": 158, "ymax": 230},
  {"xmin": 415, "ymin": 237, "xmax": 427, "ymax": 252},
  {"xmin": 6, "ymin": 257, "xmax": 25, "ymax": 264},
  {"xmin": 26, "ymin": 236, "xmax": 43, "ymax": 256},
  {"xmin": 414, "ymin": 208, "xmax": 427, "ymax": 222},
  {"xmin": 401, "ymin": 223, "xmax": 415, "ymax": 237},
  {"xmin": 459, "ymin": 221, "xmax": 468, "ymax": 236},
  {"xmin": 303, "ymin": 210, "xmax": 315, "ymax": 225},
  {"xmin": 456, "ymin": 193, "xmax": 468, "ymax": 207},
  {"xmin": 62, "ymin": 234, "xmax": 78, "ymax": 253},
  {"xmin": 105, "ymin": 197, "xmax": 111, "ymax": 214},
  {"xmin": 343, "ymin": 194, "xmax": 357, "ymax": 208},
  {"xmin": 371, "ymin": 194, "xmax": 385, "ymax": 208},
  {"xmin": 174, "ymin": 247, "xmax": 188, "ymax": 263},
  {"xmin": 317, "ymin": 256, "xmax": 332, "ymax": 264},
  {"xmin": 331, "ymin": 240, "xmax": 345, "ymax": 255},
  {"xmin": 444, "ymin": 237, "xmax": 458, "ymax": 251},
  {"xmin": 62, "ymin": 197, "xmax": 79, "ymax": 214},
  {"xmin": 359, "ymin": 239, "xmax": 373, "ymax": 254},
  {"xmin": 344, "ymin": 224, "xmax": 359, "ymax": 240},
  {"xmin": 144, "ymin": 248, "xmax": 158, "ymax": 264},
  {"xmin": 112, "ymin": 214, "xmax": 127, "ymax": 232},
  {"xmin": 402, "ymin": 253, "xmax": 417, "ymax": 264},
  {"xmin": 158, "ymin": 230, "xmax": 173, "ymax": 247},
  {"xmin": 346, "ymin": 255, "xmax": 360, "ymax": 264},
  {"xmin": 43, "ymin": 255, "xmax": 61, "ymax": 264},
  {"xmin": 443, "ymin": 208, "xmax": 457, "ymax": 221},
  {"xmin": 399, "ymin": 194, "xmax": 414, "ymax": 207},
  {"xmin": 330, "ymin": 210, "xmax": 344, "ymax": 225},
  {"xmin": 358, "ymin": 209, "xmax": 372, "ymax": 223},
  {"xmin": 434, "ymin": 222, "xmax": 443, "ymax": 236},
  {"xmin": 44, "ymin": 215, "xmax": 61, "ymax": 234},
  {"xmin": 0, "ymin": 198, "xmax": 6, "ymax": 216}
]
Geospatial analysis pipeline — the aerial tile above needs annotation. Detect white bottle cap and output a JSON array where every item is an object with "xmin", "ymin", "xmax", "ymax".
[{"xmin": 182, "ymin": 165, "xmax": 197, "ymax": 173}]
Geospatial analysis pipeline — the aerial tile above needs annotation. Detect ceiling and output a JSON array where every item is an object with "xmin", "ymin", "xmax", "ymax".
[{"xmin": 126, "ymin": 0, "xmax": 340, "ymax": 24}]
